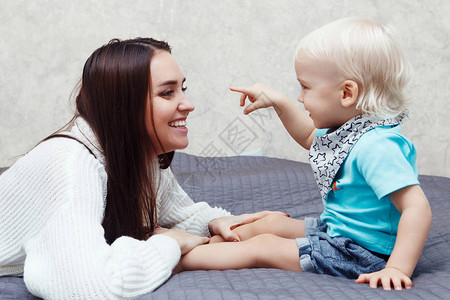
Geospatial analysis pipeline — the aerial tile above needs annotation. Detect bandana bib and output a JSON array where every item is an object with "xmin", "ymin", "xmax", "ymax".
[{"xmin": 309, "ymin": 111, "xmax": 408, "ymax": 199}]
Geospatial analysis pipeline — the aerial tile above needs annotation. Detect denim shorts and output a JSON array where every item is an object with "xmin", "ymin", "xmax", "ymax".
[{"xmin": 296, "ymin": 218, "xmax": 388, "ymax": 279}]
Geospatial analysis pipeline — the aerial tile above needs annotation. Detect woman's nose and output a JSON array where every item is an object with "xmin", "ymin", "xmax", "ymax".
[{"xmin": 178, "ymin": 95, "xmax": 195, "ymax": 112}]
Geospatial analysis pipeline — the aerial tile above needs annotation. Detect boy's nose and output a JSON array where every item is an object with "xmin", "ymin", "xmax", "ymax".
[{"xmin": 297, "ymin": 94, "xmax": 304, "ymax": 103}]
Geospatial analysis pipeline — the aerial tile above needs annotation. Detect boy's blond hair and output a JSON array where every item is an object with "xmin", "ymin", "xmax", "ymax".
[{"xmin": 295, "ymin": 17, "xmax": 411, "ymax": 118}]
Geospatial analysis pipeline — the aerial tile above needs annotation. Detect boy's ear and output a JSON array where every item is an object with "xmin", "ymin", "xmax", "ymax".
[{"xmin": 341, "ymin": 80, "xmax": 359, "ymax": 108}]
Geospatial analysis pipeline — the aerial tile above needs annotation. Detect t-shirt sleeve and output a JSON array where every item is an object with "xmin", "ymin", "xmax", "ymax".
[
  {"xmin": 316, "ymin": 128, "xmax": 328, "ymax": 136},
  {"xmin": 355, "ymin": 130, "xmax": 419, "ymax": 199}
]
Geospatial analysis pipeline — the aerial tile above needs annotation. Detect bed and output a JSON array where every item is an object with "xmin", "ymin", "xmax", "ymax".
[{"xmin": 1, "ymin": 152, "xmax": 449, "ymax": 299}]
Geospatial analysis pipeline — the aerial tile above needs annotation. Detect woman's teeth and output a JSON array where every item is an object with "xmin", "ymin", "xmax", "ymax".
[{"xmin": 168, "ymin": 120, "xmax": 186, "ymax": 127}]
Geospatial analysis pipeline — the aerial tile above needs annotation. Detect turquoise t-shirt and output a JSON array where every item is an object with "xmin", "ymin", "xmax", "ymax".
[{"xmin": 317, "ymin": 125, "xmax": 419, "ymax": 255}]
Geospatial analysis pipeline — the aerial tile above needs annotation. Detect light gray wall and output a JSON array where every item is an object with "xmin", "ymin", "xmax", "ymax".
[{"xmin": 1, "ymin": 0, "xmax": 449, "ymax": 177}]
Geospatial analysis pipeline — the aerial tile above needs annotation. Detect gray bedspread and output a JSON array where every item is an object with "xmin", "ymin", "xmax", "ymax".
[{"xmin": 1, "ymin": 153, "xmax": 449, "ymax": 299}]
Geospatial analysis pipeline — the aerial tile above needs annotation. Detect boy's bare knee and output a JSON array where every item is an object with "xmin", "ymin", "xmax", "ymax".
[
  {"xmin": 262, "ymin": 214, "xmax": 290, "ymax": 225},
  {"xmin": 256, "ymin": 214, "xmax": 304, "ymax": 239},
  {"xmin": 248, "ymin": 234, "xmax": 282, "ymax": 267},
  {"xmin": 252, "ymin": 214, "xmax": 290, "ymax": 234},
  {"xmin": 247, "ymin": 234, "xmax": 301, "ymax": 271}
]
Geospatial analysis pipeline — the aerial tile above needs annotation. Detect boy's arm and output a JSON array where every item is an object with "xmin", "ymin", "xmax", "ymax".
[
  {"xmin": 356, "ymin": 185, "xmax": 432, "ymax": 290},
  {"xmin": 230, "ymin": 84, "xmax": 316, "ymax": 150}
]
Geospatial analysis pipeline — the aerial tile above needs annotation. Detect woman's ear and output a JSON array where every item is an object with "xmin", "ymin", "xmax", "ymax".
[{"xmin": 341, "ymin": 80, "xmax": 359, "ymax": 108}]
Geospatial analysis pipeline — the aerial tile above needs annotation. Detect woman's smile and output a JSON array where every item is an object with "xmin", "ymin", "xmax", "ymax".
[{"xmin": 168, "ymin": 118, "xmax": 188, "ymax": 133}]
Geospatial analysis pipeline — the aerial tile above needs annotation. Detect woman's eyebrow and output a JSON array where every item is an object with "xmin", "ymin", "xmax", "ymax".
[{"xmin": 159, "ymin": 78, "xmax": 186, "ymax": 87}]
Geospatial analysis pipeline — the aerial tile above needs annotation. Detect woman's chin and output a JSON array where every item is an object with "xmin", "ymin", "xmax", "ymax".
[
  {"xmin": 177, "ymin": 141, "xmax": 189, "ymax": 151},
  {"xmin": 165, "ymin": 141, "xmax": 189, "ymax": 153}
]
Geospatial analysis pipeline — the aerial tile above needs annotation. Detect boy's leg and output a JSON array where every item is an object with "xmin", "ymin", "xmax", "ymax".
[
  {"xmin": 181, "ymin": 234, "xmax": 302, "ymax": 272},
  {"xmin": 210, "ymin": 214, "xmax": 305, "ymax": 243}
]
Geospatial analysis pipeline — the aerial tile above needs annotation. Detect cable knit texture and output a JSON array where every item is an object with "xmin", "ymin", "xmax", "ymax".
[{"xmin": 0, "ymin": 117, "xmax": 230, "ymax": 299}]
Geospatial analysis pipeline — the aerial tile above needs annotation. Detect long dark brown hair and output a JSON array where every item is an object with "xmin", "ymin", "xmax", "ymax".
[{"xmin": 74, "ymin": 38, "xmax": 174, "ymax": 244}]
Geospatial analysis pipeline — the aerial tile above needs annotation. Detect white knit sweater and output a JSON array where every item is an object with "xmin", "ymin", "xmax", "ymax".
[{"xmin": 0, "ymin": 117, "xmax": 230, "ymax": 299}]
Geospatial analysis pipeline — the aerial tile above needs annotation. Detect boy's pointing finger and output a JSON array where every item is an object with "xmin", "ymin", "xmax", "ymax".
[
  {"xmin": 230, "ymin": 86, "xmax": 251, "ymax": 106},
  {"xmin": 229, "ymin": 86, "xmax": 249, "ymax": 94}
]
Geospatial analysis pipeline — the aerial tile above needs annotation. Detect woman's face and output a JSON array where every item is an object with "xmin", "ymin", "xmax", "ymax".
[{"xmin": 146, "ymin": 51, "xmax": 195, "ymax": 155}]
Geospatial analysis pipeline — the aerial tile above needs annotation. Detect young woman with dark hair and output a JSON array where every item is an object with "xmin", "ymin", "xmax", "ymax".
[{"xmin": 0, "ymin": 38, "xmax": 286, "ymax": 299}]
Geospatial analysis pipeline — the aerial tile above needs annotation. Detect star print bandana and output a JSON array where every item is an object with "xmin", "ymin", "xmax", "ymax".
[{"xmin": 309, "ymin": 111, "xmax": 408, "ymax": 199}]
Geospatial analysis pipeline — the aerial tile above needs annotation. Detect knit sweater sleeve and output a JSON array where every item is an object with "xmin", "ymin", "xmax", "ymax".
[
  {"xmin": 156, "ymin": 165, "xmax": 231, "ymax": 237},
  {"xmin": 19, "ymin": 140, "xmax": 181, "ymax": 299}
]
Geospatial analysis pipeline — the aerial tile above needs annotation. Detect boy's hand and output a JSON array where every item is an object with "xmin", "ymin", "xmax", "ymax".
[
  {"xmin": 230, "ymin": 84, "xmax": 286, "ymax": 115},
  {"xmin": 355, "ymin": 267, "xmax": 412, "ymax": 290},
  {"xmin": 231, "ymin": 83, "xmax": 316, "ymax": 150}
]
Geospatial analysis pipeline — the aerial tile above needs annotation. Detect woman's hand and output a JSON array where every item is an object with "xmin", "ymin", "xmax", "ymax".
[
  {"xmin": 355, "ymin": 267, "xmax": 412, "ymax": 290},
  {"xmin": 153, "ymin": 227, "xmax": 210, "ymax": 255},
  {"xmin": 208, "ymin": 211, "xmax": 289, "ymax": 242}
]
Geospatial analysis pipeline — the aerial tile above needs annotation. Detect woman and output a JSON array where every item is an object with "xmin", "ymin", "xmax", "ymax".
[{"xmin": 0, "ymin": 38, "xmax": 284, "ymax": 299}]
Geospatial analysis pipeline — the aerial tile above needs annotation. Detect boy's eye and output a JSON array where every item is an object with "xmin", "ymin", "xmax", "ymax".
[{"xmin": 300, "ymin": 84, "xmax": 308, "ymax": 90}]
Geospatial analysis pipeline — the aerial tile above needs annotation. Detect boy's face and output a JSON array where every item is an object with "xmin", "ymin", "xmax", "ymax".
[{"xmin": 294, "ymin": 54, "xmax": 353, "ymax": 129}]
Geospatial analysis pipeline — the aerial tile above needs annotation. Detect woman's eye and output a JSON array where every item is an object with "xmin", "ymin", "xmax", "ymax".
[
  {"xmin": 182, "ymin": 86, "xmax": 187, "ymax": 93},
  {"xmin": 160, "ymin": 90, "xmax": 174, "ymax": 97}
]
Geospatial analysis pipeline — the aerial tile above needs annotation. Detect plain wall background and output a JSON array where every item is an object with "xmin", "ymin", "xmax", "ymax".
[{"xmin": 1, "ymin": 0, "xmax": 449, "ymax": 177}]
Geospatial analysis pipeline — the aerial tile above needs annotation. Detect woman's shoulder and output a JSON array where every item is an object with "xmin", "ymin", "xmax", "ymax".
[
  {"xmin": 7, "ymin": 136, "xmax": 106, "ymax": 183},
  {"xmin": 37, "ymin": 136, "xmax": 101, "ymax": 164},
  {"xmin": 0, "ymin": 137, "xmax": 108, "ymax": 230}
]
